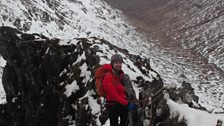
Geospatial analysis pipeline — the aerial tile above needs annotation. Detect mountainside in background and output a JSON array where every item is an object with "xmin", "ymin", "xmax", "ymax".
[
  {"xmin": 105, "ymin": 0, "xmax": 224, "ymax": 113},
  {"xmin": 141, "ymin": 0, "xmax": 224, "ymax": 112},
  {"xmin": 145, "ymin": 0, "xmax": 224, "ymax": 71}
]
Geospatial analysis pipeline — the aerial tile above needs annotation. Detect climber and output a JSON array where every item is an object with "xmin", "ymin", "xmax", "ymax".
[{"xmin": 102, "ymin": 54, "xmax": 138, "ymax": 126}]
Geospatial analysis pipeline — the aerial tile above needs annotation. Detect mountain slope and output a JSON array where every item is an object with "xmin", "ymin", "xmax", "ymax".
[
  {"xmin": 0, "ymin": 0, "xmax": 152, "ymax": 52},
  {"xmin": 143, "ymin": 0, "xmax": 224, "ymax": 112},
  {"xmin": 105, "ymin": 0, "xmax": 224, "ymax": 113},
  {"xmin": 154, "ymin": 0, "xmax": 224, "ymax": 70}
]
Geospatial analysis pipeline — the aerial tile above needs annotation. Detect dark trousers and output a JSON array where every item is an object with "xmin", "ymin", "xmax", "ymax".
[{"xmin": 106, "ymin": 103, "xmax": 128, "ymax": 126}]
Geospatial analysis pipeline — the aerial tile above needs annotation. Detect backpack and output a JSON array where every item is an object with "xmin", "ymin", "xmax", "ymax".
[
  {"xmin": 94, "ymin": 64, "xmax": 111, "ymax": 97},
  {"xmin": 121, "ymin": 74, "xmax": 137, "ymax": 100}
]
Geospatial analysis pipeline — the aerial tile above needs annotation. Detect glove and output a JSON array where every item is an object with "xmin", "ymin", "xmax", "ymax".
[{"xmin": 127, "ymin": 103, "xmax": 138, "ymax": 111}]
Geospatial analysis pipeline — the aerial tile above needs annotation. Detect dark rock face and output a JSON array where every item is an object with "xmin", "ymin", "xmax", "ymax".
[{"xmin": 0, "ymin": 26, "xmax": 66, "ymax": 126}]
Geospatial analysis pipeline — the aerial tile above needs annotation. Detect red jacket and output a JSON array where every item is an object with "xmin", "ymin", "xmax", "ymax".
[{"xmin": 102, "ymin": 64, "xmax": 128, "ymax": 106}]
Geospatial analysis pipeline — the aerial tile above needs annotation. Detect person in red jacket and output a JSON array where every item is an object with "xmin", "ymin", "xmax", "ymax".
[{"xmin": 102, "ymin": 54, "xmax": 138, "ymax": 126}]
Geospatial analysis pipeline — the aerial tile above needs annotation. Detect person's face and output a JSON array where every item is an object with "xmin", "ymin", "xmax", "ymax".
[{"xmin": 112, "ymin": 60, "xmax": 122, "ymax": 71}]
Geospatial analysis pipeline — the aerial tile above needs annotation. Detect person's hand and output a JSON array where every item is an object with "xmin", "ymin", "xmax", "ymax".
[{"xmin": 127, "ymin": 103, "xmax": 138, "ymax": 111}]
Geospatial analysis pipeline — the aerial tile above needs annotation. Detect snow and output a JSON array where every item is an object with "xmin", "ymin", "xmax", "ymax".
[
  {"xmin": 64, "ymin": 80, "xmax": 79, "ymax": 97},
  {"xmin": 73, "ymin": 52, "xmax": 86, "ymax": 64},
  {"xmin": 81, "ymin": 90, "xmax": 101, "ymax": 115},
  {"xmin": 0, "ymin": 57, "xmax": 6, "ymax": 104},
  {"xmin": 80, "ymin": 62, "xmax": 91, "ymax": 84},
  {"xmin": 167, "ymin": 99, "xmax": 224, "ymax": 126}
]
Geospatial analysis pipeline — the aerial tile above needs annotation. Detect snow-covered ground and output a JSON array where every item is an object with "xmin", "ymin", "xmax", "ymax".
[
  {"xmin": 0, "ymin": 0, "xmax": 224, "ymax": 125},
  {"xmin": 0, "ymin": 56, "xmax": 6, "ymax": 104},
  {"xmin": 167, "ymin": 99, "xmax": 224, "ymax": 126}
]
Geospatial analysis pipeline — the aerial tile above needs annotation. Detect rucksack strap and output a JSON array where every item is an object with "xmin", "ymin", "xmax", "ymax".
[{"xmin": 121, "ymin": 74, "xmax": 136, "ymax": 100}]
